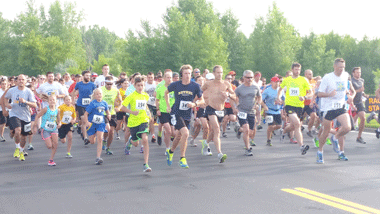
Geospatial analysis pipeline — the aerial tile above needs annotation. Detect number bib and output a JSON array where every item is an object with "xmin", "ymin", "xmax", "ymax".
[
  {"xmin": 62, "ymin": 115, "xmax": 72, "ymax": 124},
  {"xmin": 82, "ymin": 98, "xmax": 91, "ymax": 105},
  {"xmin": 45, "ymin": 121, "xmax": 56, "ymax": 131},
  {"xmin": 238, "ymin": 112, "xmax": 247, "ymax": 119},
  {"xmin": 332, "ymin": 102, "xmax": 343, "ymax": 109},
  {"xmin": 179, "ymin": 101, "xmax": 191, "ymax": 110},
  {"xmin": 92, "ymin": 115, "xmax": 104, "ymax": 124},
  {"xmin": 149, "ymin": 97, "xmax": 156, "ymax": 103},
  {"xmin": 289, "ymin": 88, "xmax": 300, "ymax": 96},
  {"xmin": 215, "ymin": 110, "xmax": 224, "ymax": 117},
  {"xmin": 266, "ymin": 115, "xmax": 274, "ymax": 123},
  {"xmin": 171, "ymin": 115, "xmax": 176, "ymax": 125},
  {"xmin": 24, "ymin": 123, "xmax": 32, "ymax": 132},
  {"xmin": 136, "ymin": 100, "xmax": 147, "ymax": 110}
]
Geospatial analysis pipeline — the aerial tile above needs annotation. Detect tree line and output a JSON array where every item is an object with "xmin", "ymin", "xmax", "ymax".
[{"xmin": 1, "ymin": 0, "xmax": 380, "ymax": 93}]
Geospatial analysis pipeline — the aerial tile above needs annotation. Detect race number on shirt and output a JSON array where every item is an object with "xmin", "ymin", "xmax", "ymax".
[
  {"xmin": 149, "ymin": 97, "xmax": 155, "ymax": 103},
  {"xmin": 179, "ymin": 101, "xmax": 191, "ymax": 110},
  {"xmin": 215, "ymin": 110, "xmax": 224, "ymax": 117},
  {"xmin": 45, "ymin": 121, "xmax": 56, "ymax": 131},
  {"xmin": 332, "ymin": 102, "xmax": 342, "ymax": 109},
  {"xmin": 289, "ymin": 88, "xmax": 300, "ymax": 96},
  {"xmin": 92, "ymin": 115, "xmax": 104, "ymax": 124},
  {"xmin": 24, "ymin": 123, "xmax": 32, "ymax": 132},
  {"xmin": 238, "ymin": 112, "xmax": 247, "ymax": 119},
  {"xmin": 82, "ymin": 98, "xmax": 91, "ymax": 105},
  {"xmin": 266, "ymin": 115, "xmax": 274, "ymax": 123},
  {"xmin": 62, "ymin": 115, "xmax": 72, "ymax": 124},
  {"xmin": 171, "ymin": 115, "xmax": 176, "ymax": 125},
  {"xmin": 136, "ymin": 100, "xmax": 147, "ymax": 110}
]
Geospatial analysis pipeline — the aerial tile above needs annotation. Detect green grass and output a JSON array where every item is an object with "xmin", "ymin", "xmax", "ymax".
[{"xmin": 362, "ymin": 113, "xmax": 380, "ymax": 128}]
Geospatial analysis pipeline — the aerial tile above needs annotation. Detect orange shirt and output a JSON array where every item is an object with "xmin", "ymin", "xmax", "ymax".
[
  {"xmin": 224, "ymin": 84, "xmax": 236, "ymax": 108},
  {"xmin": 304, "ymin": 79, "xmax": 316, "ymax": 106}
]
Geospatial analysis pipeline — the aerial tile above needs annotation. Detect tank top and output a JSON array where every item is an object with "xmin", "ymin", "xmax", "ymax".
[
  {"xmin": 101, "ymin": 86, "xmax": 118, "ymax": 115},
  {"xmin": 41, "ymin": 106, "xmax": 58, "ymax": 131}
]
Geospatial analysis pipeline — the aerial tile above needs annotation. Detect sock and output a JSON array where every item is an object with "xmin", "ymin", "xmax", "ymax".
[
  {"xmin": 317, "ymin": 151, "xmax": 323, "ymax": 154},
  {"xmin": 166, "ymin": 147, "xmax": 170, "ymax": 151},
  {"xmin": 20, "ymin": 147, "xmax": 24, "ymax": 152},
  {"xmin": 158, "ymin": 131, "xmax": 162, "ymax": 137},
  {"xmin": 339, "ymin": 151, "xmax": 344, "ymax": 155},
  {"xmin": 15, "ymin": 143, "xmax": 20, "ymax": 149}
]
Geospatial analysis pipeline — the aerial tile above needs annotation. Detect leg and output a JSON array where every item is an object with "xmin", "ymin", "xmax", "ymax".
[
  {"xmin": 141, "ymin": 133, "xmax": 149, "ymax": 164},
  {"xmin": 318, "ymin": 119, "xmax": 332, "ymax": 152},
  {"xmin": 179, "ymin": 127, "xmax": 189, "ymax": 157},
  {"xmin": 163, "ymin": 123, "xmax": 172, "ymax": 149},
  {"xmin": 288, "ymin": 114, "xmax": 303, "ymax": 146},
  {"xmin": 357, "ymin": 111, "xmax": 365, "ymax": 138},
  {"xmin": 242, "ymin": 124, "xmax": 250, "ymax": 149},
  {"xmin": 208, "ymin": 115, "xmax": 222, "ymax": 153},
  {"xmin": 96, "ymin": 131, "xmax": 103, "ymax": 158},
  {"xmin": 50, "ymin": 134, "xmax": 58, "ymax": 160},
  {"xmin": 67, "ymin": 131, "xmax": 73, "ymax": 153}
]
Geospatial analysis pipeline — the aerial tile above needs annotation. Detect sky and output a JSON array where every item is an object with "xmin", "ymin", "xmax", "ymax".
[{"xmin": 1, "ymin": 0, "xmax": 380, "ymax": 40}]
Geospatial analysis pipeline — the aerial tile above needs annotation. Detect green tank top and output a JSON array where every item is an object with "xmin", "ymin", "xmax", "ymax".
[{"xmin": 101, "ymin": 86, "xmax": 118, "ymax": 115}]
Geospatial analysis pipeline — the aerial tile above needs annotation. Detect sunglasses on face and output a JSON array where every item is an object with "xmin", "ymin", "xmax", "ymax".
[
  {"xmin": 106, "ymin": 83, "xmax": 113, "ymax": 86},
  {"xmin": 245, "ymin": 76, "xmax": 253, "ymax": 79}
]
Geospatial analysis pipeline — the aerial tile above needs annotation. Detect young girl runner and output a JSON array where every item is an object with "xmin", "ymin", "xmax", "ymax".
[
  {"xmin": 83, "ymin": 88, "xmax": 110, "ymax": 165},
  {"xmin": 58, "ymin": 96, "xmax": 76, "ymax": 158},
  {"xmin": 121, "ymin": 77, "xmax": 151, "ymax": 172},
  {"xmin": 34, "ymin": 95, "xmax": 61, "ymax": 166},
  {"xmin": 115, "ymin": 78, "xmax": 129, "ymax": 139}
]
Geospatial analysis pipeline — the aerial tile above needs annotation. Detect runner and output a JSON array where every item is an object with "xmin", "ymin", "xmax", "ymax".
[
  {"xmin": 26, "ymin": 84, "xmax": 41, "ymax": 150},
  {"xmin": 34, "ymin": 95, "xmax": 61, "ymax": 166},
  {"xmin": 36, "ymin": 72, "xmax": 66, "ymax": 108},
  {"xmin": 276, "ymin": 63, "xmax": 311, "ymax": 155},
  {"xmin": 253, "ymin": 71, "xmax": 263, "ymax": 130},
  {"xmin": 0, "ymin": 79, "xmax": 8, "ymax": 142},
  {"xmin": 303, "ymin": 69, "xmax": 319, "ymax": 138},
  {"xmin": 121, "ymin": 77, "xmax": 152, "ymax": 172},
  {"xmin": 201, "ymin": 65, "xmax": 233, "ymax": 162},
  {"xmin": 145, "ymin": 72, "xmax": 157, "ymax": 143},
  {"xmin": 165, "ymin": 64, "xmax": 204, "ymax": 168},
  {"xmin": 94, "ymin": 64, "xmax": 117, "ymax": 87},
  {"xmin": 316, "ymin": 58, "xmax": 355, "ymax": 163},
  {"xmin": 63, "ymin": 73, "xmax": 74, "ymax": 90},
  {"xmin": 115, "ymin": 78, "xmax": 129, "ymax": 140},
  {"xmin": 1, "ymin": 74, "xmax": 36, "ymax": 161},
  {"xmin": 221, "ymin": 74, "xmax": 237, "ymax": 138},
  {"xmin": 58, "ymin": 96, "xmax": 76, "ymax": 158}
]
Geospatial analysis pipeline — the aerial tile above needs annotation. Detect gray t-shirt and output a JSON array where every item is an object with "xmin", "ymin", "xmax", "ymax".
[
  {"xmin": 5, "ymin": 87, "xmax": 36, "ymax": 122},
  {"xmin": 235, "ymin": 83, "xmax": 261, "ymax": 114},
  {"xmin": 351, "ymin": 77, "xmax": 364, "ymax": 104}
]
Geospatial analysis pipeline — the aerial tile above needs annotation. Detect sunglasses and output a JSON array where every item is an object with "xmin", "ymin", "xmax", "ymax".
[
  {"xmin": 106, "ymin": 83, "xmax": 113, "ymax": 86},
  {"xmin": 245, "ymin": 76, "xmax": 253, "ymax": 79}
]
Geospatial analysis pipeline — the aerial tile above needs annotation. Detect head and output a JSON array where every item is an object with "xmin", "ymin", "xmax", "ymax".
[
  {"xmin": 92, "ymin": 88, "xmax": 103, "ymax": 101},
  {"xmin": 243, "ymin": 70, "xmax": 254, "ymax": 85},
  {"xmin": 105, "ymin": 76, "xmax": 114, "ymax": 90},
  {"xmin": 64, "ymin": 95, "xmax": 72, "ymax": 105},
  {"xmin": 179, "ymin": 64, "xmax": 193, "ymax": 82},
  {"xmin": 91, "ymin": 72, "xmax": 98, "ymax": 82},
  {"xmin": 225, "ymin": 74, "xmax": 232, "ymax": 83},
  {"xmin": 102, "ymin": 64, "xmax": 110, "ymax": 76},
  {"xmin": 261, "ymin": 77, "xmax": 266, "ymax": 86},
  {"xmin": 163, "ymin": 70, "xmax": 173, "ymax": 85},
  {"xmin": 291, "ymin": 63, "xmax": 301, "ymax": 77},
  {"xmin": 352, "ymin": 67, "xmax": 361, "ymax": 79},
  {"xmin": 305, "ymin": 69, "xmax": 313, "ymax": 80},
  {"xmin": 119, "ymin": 72, "xmax": 127, "ymax": 80},
  {"xmin": 147, "ymin": 72, "xmax": 155, "ymax": 84},
  {"xmin": 270, "ymin": 76, "xmax": 280, "ymax": 89},
  {"xmin": 205, "ymin": 73, "xmax": 215, "ymax": 81},
  {"xmin": 134, "ymin": 77, "xmax": 145, "ymax": 93},
  {"xmin": 64, "ymin": 73, "xmax": 71, "ymax": 81},
  {"xmin": 46, "ymin": 72, "xmax": 54, "ymax": 83},
  {"xmin": 120, "ymin": 78, "xmax": 129, "ymax": 89},
  {"xmin": 195, "ymin": 76, "xmax": 205, "ymax": 86},
  {"xmin": 59, "ymin": 78, "xmax": 65, "ymax": 86},
  {"xmin": 285, "ymin": 71, "xmax": 293, "ymax": 77},
  {"xmin": 173, "ymin": 72, "xmax": 180, "ymax": 82},
  {"xmin": 75, "ymin": 74, "xmax": 83, "ymax": 82},
  {"xmin": 9, "ymin": 76, "xmax": 15, "ymax": 86},
  {"xmin": 82, "ymin": 70, "xmax": 91, "ymax": 83},
  {"xmin": 203, "ymin": 69, "xmax": 210, "ymax": 78},
  {"xmin": 213, "ymin": 65, "xmax": 223, "ymax": 80},
  {"xmin": 254, "ymin": 71, "xmax": 261, "ymax": 82},
  {"xmin": 333, "ymin": 58, "xmax": 346, "ymax": 75},
  {"xmin": 39, "ymin": 75, "xmax": 46, "ymax": 84},
  {"xmin": 229, "ymin": 71, "xmax": 236, "ymax": 80},
  {"xmin": 0, "ymin": 79, "xmax": 7, "ymax": 90},
  {"xmin": 17, "ymin": 74, "xmax": 27, "ymax": 88},
  {"xmin": 130, "ymin": 72, "xmax": 141, "ymax": 84},
  {"xmin": 156, "ymin": 71, "xmax": 163, "ymax": 77},
  {"xmin": 48, "ymin": 95, "xmax": 57, "ymax": 106},
  {"xmin": 194, "ymin": 68, "xmax": 201, "ymax": 78},
  {"xmin": 55, "ymin": 73, "xmax": 62, "ymax": 80}
]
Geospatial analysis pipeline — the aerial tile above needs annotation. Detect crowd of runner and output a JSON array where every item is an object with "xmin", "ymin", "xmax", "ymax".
[{"xmin": 0, "ymin": 58, "xmax": 376, "ymax": 172}]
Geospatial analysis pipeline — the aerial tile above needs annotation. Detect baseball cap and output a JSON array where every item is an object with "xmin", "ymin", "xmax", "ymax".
[
  {"xmin": 271, "ymin": 76, "xmax": 280, "ymax": 82},
  {"xmin": 229, "ymin": 71, "xmax": 236, "ymax": 75},
  {"xmin": 206, "ymin": 73, "xmax": 215, "ymax": 80},
  {"xmin": 92, "ymin": 72, "xmax": 98, "ymax": 77}
]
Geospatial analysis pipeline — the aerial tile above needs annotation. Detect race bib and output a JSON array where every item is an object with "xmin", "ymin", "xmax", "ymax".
[
  {"xmin": 149, "ymin": 97, "xmax": 156, "ymax": 103},
  {"xmin": 24, "ymin": 123, "xmax": 32, "ymax": 132},
  {"xmin": 136, "ymin": 100, "xmax": 147, "ymax": 110},
  {"xmin": 82, "ymin": 98, "xmax": 91, "ymax": 105},
  {"xmin": 45, "ymin": 121, "xmax": 56, "ymax": 131},
  {"xmin": 179, "ymin": 101, "xmax": 191, "ymax": 110},
  {"xmin": 215, "ymin": 110, "xmax": 224, "ymax": 117},
  {"xmin": 108, "ymin": 105, "xmax": 113, "ymax": 112},
  {"xmin": 238, "ymin": 112, "xmax": 247, "ymax": 119},
  {"xmin": 62, "ymin": 115, "xmax": 72, "ymax": 124},
  {"xmin": 289, "ymin": 88, "xmax": 300, "ymax": 96},
  {"xmin": 92, "ymin": 115, "xmax": 104, "ymax": 124},
  {"xmin": 225, "ymin": 97, "xmax": 230, "ymax": 103},
  {"xmin": 266, "ymin": 115, "xmax": 274, "ymax": 124},
  {"xmin": 171, "ymin": 115, "xmax": 176, "ymax": 125},
  {"xmin": 332, "ymin": 102, "xmax": 342, "ymax": 109}
]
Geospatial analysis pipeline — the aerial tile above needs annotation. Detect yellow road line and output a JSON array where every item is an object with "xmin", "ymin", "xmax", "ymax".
[
  {"xmin": 282, "ymin": 189, "xmax": 370, "ymax": 214},
  {"xmin": 295, "ymin": 188, "xmax": 380, "ymax": 214}
]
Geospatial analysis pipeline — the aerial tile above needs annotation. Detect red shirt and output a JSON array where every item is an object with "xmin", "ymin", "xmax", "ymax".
[
  {"xmin": 224, "ymin": 84, "xmax": 236, "ymax": 108},
  {"xmin": 68, "ymin": 81, "xmax": 77, "ymax": 94}
]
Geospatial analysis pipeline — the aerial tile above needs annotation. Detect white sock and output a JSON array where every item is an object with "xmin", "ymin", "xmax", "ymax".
[
  {"xmin": 15, "ymin": 143, "xmax": 20, "ymax": 149},
  {"xmin": 317, "ymin": 151, "xmax": 323, "ymax": 154},
  {"xmin": 20, "ymin": 147, "xmax": 24, "ymax": 152},
  {"xmin": 339, "ymin": 151, "xmax": 344, "ymax": 155}
]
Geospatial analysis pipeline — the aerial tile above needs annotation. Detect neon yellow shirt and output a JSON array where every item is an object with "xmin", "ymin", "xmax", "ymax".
[
  {"xmin": 155, "ymin": 82, "xmax": 175, "ymax": 113},
  {"xmin": 101, "ymin": 86, "xmax": 118, "ymax": 115},
  {"xmin": 122, "ymin": 91, "xmax": 149, "ymax": 128},
  {"xmin": 280, "ymin": 76, "xmax": 310, "ymax": 108}
]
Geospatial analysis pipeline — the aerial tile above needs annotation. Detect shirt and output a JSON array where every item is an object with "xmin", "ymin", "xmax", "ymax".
[
  {"xmin": 262, "ymin": 86, "xmax": 284, "ymax": 114},
  {"xmin": 94, "ymin": 75, "xmax": 118, "ymax": 88},
  {"xmin": 280, "ymin": 76, "xmax": 310, "ymax": 108},
  {"xmin": 100, "ymin": 86, "xmax": 119, "ymax": 115},
  {"xmin": 155, "ymin": 82, "xmax": 175, "ymax": 113},
  {"xmin": 122, "ymin": 91, "xmax": 150, "ymax": 128},
  {"xmin": 86, "ymin": 100, "xmax": 109, "ymax": 124},
  {"xmin": 351, "ymin": 77, "xmax": 365, "ymax": 104},
  {"xmin": 75, "ymin": 81, "xmax": 96, "ymax": 107},
  {"xmin": 58, "ymin": 104, "xmax": 76, "ymax": 125},
  {"xmin": 235, "ymin": 83, "xmax": 261, "ymax": 114},
  {"xmin": 319, "ymin": 71, "xmax": 349, "ymax": 112},
  {"xmin": 4, "ymin": 87, "xmax": 36, "ymax": 122},
  {"xmin": 36, "ymin": 82, "xmax": 65, "ymax": 108},
  {"xmin": 145, "ymin": 82, "xmax": 157, "ymax": 106}
]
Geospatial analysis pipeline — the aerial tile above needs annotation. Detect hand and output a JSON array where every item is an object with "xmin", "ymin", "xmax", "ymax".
[
  {"xmin": 347, "ymin": 95, "xmax": 353, "ymax": 104},
  {"xmin": 157, "ymin": 110, "xmax": 161, "ymax": 116},
  {"xmin": 329, "ymin": 90, "xmax": 337, "ymax": 97},
  {"xmin": 199, "ymin": 102, "xmax": 206, "ymax": 108},
  {"xmin": 275, "ymin": 98, "xmax": 281, "ymax": 104},
  {"xmin": 19, "ymin": 98, "xmax": 26, "ymax": 103},
  {"xmin": 33, "ymin": 125, "xmax": 37, "ymax": 134},
  {"xmin": 298, "ymin": 96, "xmax": 305, "ymax": 101},
  {"xmin": 233, "ymin": 108, "xmax": 238, "ymax": 115},
  {"xmin": 187, "ymin": 102, "xmax": 196, "ymax": 108},
  {"xmin": 5, "ymin": 103, "xmax": 11, "ymax": 109},
  {"xmin": 309, "ymin": 102, "xmax": 314, "ymax": 108},
  {"xmin": 132, "ymin": 111, "xmax": 139, "ymax": 116},
  {"xmin": 86, "ymin": 122, "xmax": 91, "ymax": 127},
  {"xmin": 166, "ymin": 106, "xmax": 171, "ymax": 113},
  {"xmin": 57, "ymin": 122, "xmax": 62, "ymax": 129},
  {"xmin": 71, "ymin": 119, "xmax": 76, "ymax": 124},
  {"xmin": 221, "ymin": 91, "xmax": 229, "ymax": 99}
]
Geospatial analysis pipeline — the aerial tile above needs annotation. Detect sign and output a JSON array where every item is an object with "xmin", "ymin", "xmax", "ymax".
[{"xmin": 365, "ymin": 96, "xmax": 380, "ymax": 112}]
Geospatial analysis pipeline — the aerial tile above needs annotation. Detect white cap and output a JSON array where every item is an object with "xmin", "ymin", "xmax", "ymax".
[{"xmin": 206, "ymin": 73, "xmax": 215, "ymax": 80}]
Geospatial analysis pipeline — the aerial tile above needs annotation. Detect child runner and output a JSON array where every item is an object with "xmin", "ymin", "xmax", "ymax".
[{"xmin": 58, "ymin": 96, "xmax": 76, "ymax": 158}]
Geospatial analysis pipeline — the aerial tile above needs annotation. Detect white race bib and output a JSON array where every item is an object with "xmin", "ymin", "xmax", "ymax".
[
  {"xmin": 45, "ymin": 121, "xmax": 56, "ymax": 131},
  {"xmin": 24, "ymin": 123, "xmax": 32, "ymax": 132},
  {"xmin": 289, "ymin": 88, "xmax": 300, "ymax": 96},
  {"xmin": 332, "ymin": 102, "xmax": 342, "ymax": 109},
  {"xmin": 179, "ymin": 101, "xmax": 191, "ymax": 110},
  {"xmin": 149, "ymin": 97, "xmax": 156, "ymax": 103},
  {"xmin": 62, "ymin": 115, "xmax": 72, "ymax": 124},
  {"xmin": 82, "ymin": 98, "xmax": 91, "ymax": 105},
  {"xmin": 171, "ymin": 115, "xmax": 176, "ymax": 125},
  {"xmin": 266, "ymin": 115, "xmax": 274, "ymax": 124},
  {"xmin": 215, "ymin": 110, "xmax": 224, "ymax": 117},
  {"xmin": 238, "ymin": 112, "xmax": 247, "ymax": 119},
  {"xmin": 136, "ymin": 100, "xmax": 147, "ymax": 110},
  {"xmin": 92, "ymin": 115, "xmax": 104, "ymax": 124}
]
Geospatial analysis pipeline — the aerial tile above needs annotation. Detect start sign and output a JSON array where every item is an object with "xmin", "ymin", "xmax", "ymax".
[{"xmin": 365, "ymin": 96, "xmax": 380, "ymax": 112}]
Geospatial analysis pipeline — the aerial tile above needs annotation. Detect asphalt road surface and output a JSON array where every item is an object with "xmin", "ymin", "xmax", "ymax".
[{"xmin": 1, "ymin": 124, "xmax": 379, "ymax": 214}]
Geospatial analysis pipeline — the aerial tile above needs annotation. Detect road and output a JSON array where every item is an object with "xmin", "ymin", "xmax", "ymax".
[{"xmin": 0, "ymin": 124, "xmax": 379, "ymax": 214}]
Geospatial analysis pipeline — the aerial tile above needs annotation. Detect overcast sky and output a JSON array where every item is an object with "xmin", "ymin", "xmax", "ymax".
[{"xmin": 1, "ymin": 0, "xmax": 379, "ymax": 40}]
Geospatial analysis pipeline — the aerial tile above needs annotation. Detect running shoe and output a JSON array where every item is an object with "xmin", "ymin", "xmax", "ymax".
[
  {"xmin": 140, "ymin": 147, "xmax": 144, "ymax": 153},
  {"xmin": 331, "ymin": 135, "xmax": 340, "ymax": 153},
  {"xmin": 267, "ymin": 140, "xmax": 272, "ymax": 146},
  {"xmin": 227, "ymin": 124, "xmax": 230, "ymax": 130},
  {"xmin": 338, "ymin": 153, "xmax": 348, "ymax": 161},
  {"xmin": 179, "ymin": 158, "xmax": 189, "ymax": 169},
  {"xmin": 200, "ymin": 140, "xmax": 208, "ymax": 156},
  {"xmin": 290, "ymin": 138, "xmax": 298, "ymax": 144},
  {"xmin": 102, "ymin": 140, "xmax": 106, "ymax": 150},
  {"xmin": 84, "ymin": 138, "xmax": 90, "ymax": 145},
  {"xmin": 263, "ymin": 119, "xmax": 266, "ymax": 124},
  {"xmin": 81, "ymin": 133, "xmax": 84, "ymax": 141},
  {"xmin": 207, "ymin": 148, "xmax": 213, "ymax": 156},
  {"xmin": 151, "ymin": 135, "xmax": 156, "ymax": 143},
  {"xmin": 66, "ymin": 153, "xmax": 73, "ymax": 158},
  {"xmin": 157, "ymin": 136, "xmax": 162, "ymax": 146},
  {"xmin": 306, "ymin": 131, "xmax": 313, "ymax": 138},
  {"xmin": 235, "ymin": 126, "xmax": 242, "ymax": 139},
  {"xmin": 48, "ymin": 160, "xmax": 56, "ymax": 166},
  {"xmin": 250, "ymin": 139, "xmax": 256, "ymax": 146},
  {"xmin": 366, "ymin": 112, "xmax": 376, "ymax": 123},
  {"xmin": 19, "ymin": 152, "xmax": 25, "ymax": 161},
  {"xmin": 376, "ymin": 129, "xmax": 380, "ymax": 139},
  {"xmin": 313, "ymin": 137, "xmax": 319, "ymax": 148},
  {"xmin": 218, "ymin": 153, "xmax": 227, "ymax": 163},
  {"xmin": 356, "ymin": 137, "xmax": 366, "ymax": 144},
  {"xmin": 105, "ymin": 148, "xmax": 113, "ymax": 155},
  {"xmin": 316, "ymin": 152, "xmax": 324, "ymax": 164},
  {"xmin": 257, "ymin": 124, "xmax": 263, "ymax": 130},
  {"xmin": 280, "ymin": 129, "xmax": 285, "ymax": 143},
  {"xmin": 326, "ymin": 138, "xmax": 332, "ymax": 145},
  {"xmin": 245, "ymin": 148, "xmax": 253, "ymax": 156},
  {"xmin": 116, "ymin": 132, "xmax": 120, "ymax": 140},
  {"xmin": 189, "ymin": 138, "xmax": 197, "ymax": 147},
  {"xmin": 222, "ymin": 132, "xmax": 227, "ymax": 138},
  {"xmin": 125, "ymin": 137, "xmax": 132, "ymax": 155},
  {"xmin": 166, "ymin": 149, "xmax": 173, "ymax": 166},
  {"xmin": 23, "ymin": 151, "xmax": 28, "ymax": 156},
  {"xmin": 300, "ymin": 145, "xmax": 309, "ymax": 155},
  {"xmin": 95, "ymin": 158, "xmax": 103, "ymax": 165},
  {"xmin": 0, "ymin": 136, "xmax": 5, "ymax": 142},
  {"xmin": 28, "ymin": 144, "xmax": 34, "ymax": 150},
  {"xmin": 73, "ymin": 123, "xmax": 78, "ymax": 129},
  {"xmin": 13, "ymin": 148, "xmax": 20, "ymax": 158},
  {"xmin": 143, "ymin": 164, "xmax": 152, "ymax": 172}
]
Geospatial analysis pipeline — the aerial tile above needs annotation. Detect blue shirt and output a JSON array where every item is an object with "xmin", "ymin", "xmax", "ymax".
[
  {"xmin": 167, "ymin": 81, "xmax": 202, "ymax": 120},
  {"xmin": 85, "ymin": 100, "xmax": 109, "ymax": 124},
  {"xmin": 262, "ymin": 86, "xmax": 284, "ymax": 114},
  {"xmin": 75, "ymin": 81, "xmax": 96, "ymax": 107}
]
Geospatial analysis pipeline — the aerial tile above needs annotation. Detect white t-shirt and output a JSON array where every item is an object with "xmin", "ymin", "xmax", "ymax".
[
  {"xmin": 254, "ymin": 80, "xmax": 262, "ymax": 87},
  {"xmin": 145, "ymin": 82, "xmax": 157, "ymax": 106},
  {"xmin": 319, "ymin": 71, "xmax": 349, "ymax": 112},
  {"xmin": 58, "ymin": 84, "xmax": 69, "ymax": 106},
  {"xmin": 65, "ymin": 80, "xmax": 74, "ymax": 89},
  {"xmin": 36, "ymin": 82, "xmax": 65, "ymax": 108},
  {"xmin": 94, "ymin": 75, "xmax": 118, "ymax": 87}
]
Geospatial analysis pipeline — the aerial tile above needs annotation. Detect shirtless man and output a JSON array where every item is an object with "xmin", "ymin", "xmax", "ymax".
[{"xmin": 201, "ymin": 65, "xmax": 235, "ymax": 163}]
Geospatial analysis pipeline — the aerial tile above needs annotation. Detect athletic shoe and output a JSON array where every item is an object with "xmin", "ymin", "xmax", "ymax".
[
  {"xmin": 207, "ymin": 148, "xmax": 213, "ymax": 156},
  {"xmin": 116, "ymin": 132, "xmax": 120, "ymax": 140},
  {"xmin": 250, "ymin": 139, "xmax": 256, "ymax": 146},
  {"xmin": 338, "ymin": 153, "xmax": 348, "ymax": 161},
  {"xmin": 306, "ymin": 131, "xmax": 313, "ymax": 138},
  {"xmin": 77, "ymin": 127, "xmax": 81, "ymax": 135},
  {"xmin": 105, "ymin": 148, "xmax": 113, "ymax": 155},
  {"xmin": 355, "ymin": 126, "xmax": 359, "ymax": 131},
  {"xmin": 140, "ymin": 147, "xmax": 144, "ymax": 153},
  {"xmin": 95, "ymin": 158, "xmax": 103, "ymax": 165},
  {"xmin": 312, "ymin": 129, "xmax": 318, "ymax": 135},
  {"xmin": 326, "ymin": 138, "xmax": 332, "ymax": 145},
  {"xmin": 366, "ymin": 112, "xmax": 376, "ymax": 123},
  {"xmin": 290, "ymin": 138, "xmax": 298, "ymax": 144},
  {"xmin": 157, "ymin": 136, "xmax": 162, "ymax": 146},
  {"xmin": 222, "ymin": 132, "xmax": 227, "ymax": 138},
  {"xmin": 313, "ymin": 137, "xmax": 319, "ymax": 148},
  {"xmin": 263, "ymin": 119, "xmax": 266, "ymax": 124},
  {"xmin": 19, "ymin": 153, "xmax": 25, "ymax": 161},
  {"xmin": 81, "ymin": 133, "xmax": 84, "ymax": 141},
  {"xmin": 143, "ymin": 164, "xmax": 152, "ymax": 172},
  {"xmin": 200, "ymin": 140, "xmax": 208, "ymax": 156},
  {"xmin": 356, "ymin": 137, "xmax": 366, "ymax": 144},
  {"xmin": 331, "ymin": 135, "xmax": 340, "ymax": 153},
  {"xmin": 84, "ymin": 138, "xmax": 90, "ymax": 145},
  {"xmin": 151, "ymin": 135, "xmax": 156, "ymax": 143},
  {"xmin": 102, "ymin": 140, "xmax": 106, "ymax": 150},
  {"xmin": 235, "ymin": 126, "xmax": 242, "ymax": 139},
  {"xmin": 376, "ymin": 129, "xmax": 380, "ymax": 139},
  {"xmin": 13, "ymin": 148, "xmax": 20, "ymax": 158},
  {"xmin": 66, "ymin": 153, "xmax": 73, "ymax": 158},
  {"xmin": 166, "ymin": 149, "xmax": 173, "ymax": 166},
  {"xmin": 48, "ymin": 160, "xmax": 56, "ymax": 166},
  {"xmin": 266, "ymin": 140, "xmax": 272, "ymax": 146},
  {"xmin": 245, "ymin": 148, "xmax": 253, "ymax": 156},
  {"xmin": 227, "ymin": 124, "xmax": 231, "ymax": 130},
  {"xmin": 218, "ymin": 153, "xmax": 227, "ymax": 163},
  {"xmin": 272, "ymin": 131, "xmax": 276, "ymax": 136},
  {"xmin": 23, "ymin": 151, "xmax": 28, "ymax": 156},
  {"xmin": 280, "ymin": 129, "xmax": 285, "ymax": 143},
  {"xmin": 189, "ymin": 138, "xmax": 197, "ymax": 147},
  {"xmin": 316, "ymin": 152, "xmax": 324, "ymax": 164},
  {"xmin": 179, "ymin": 158, "xmax": 189, "ymax": 169},
  {"xmin": 27, "ymin": 144, "xmax": 34, "ymax": 150},
  {"xmin": 257, "ymin": 124, "xmax": 263, "ymax": 130},
  {"xmin": 125, "ymin": 137, "xmax": 132, "ymax": 155},
  {"xmin": 73, "ymin": 123, "xmax": 78, "ymax": 129},
  {"xmin": 0, "ymin": 136, "xmax": 5, "ymax": 142},
  {"xmin": 300, "ymin": 145, "xmax": 309, "ymax": 155}
]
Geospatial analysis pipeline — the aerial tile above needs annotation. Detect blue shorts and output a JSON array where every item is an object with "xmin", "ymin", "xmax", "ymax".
[
  {"xmin": 87, "ymin": 123, "xmax": 107, "ymax": 136},
  {"xmin": 31, "ymin": 114, "xmax": 36, "ymax": 122}
]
